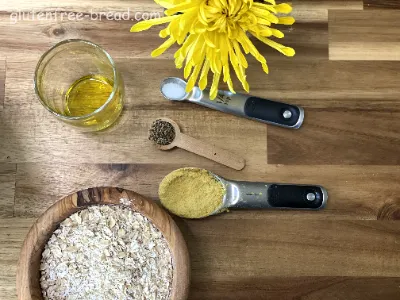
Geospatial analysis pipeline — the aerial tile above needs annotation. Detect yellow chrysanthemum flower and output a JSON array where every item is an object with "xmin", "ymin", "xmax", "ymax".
[{"xmin": 131, "ymin": 0, "xmax": 295, "ymax": 99}]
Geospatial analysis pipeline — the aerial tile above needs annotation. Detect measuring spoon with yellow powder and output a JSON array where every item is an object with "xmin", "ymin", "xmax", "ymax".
[{"xmin": 159, "ymin": 168, "xmax": 328, "ymax": 219}]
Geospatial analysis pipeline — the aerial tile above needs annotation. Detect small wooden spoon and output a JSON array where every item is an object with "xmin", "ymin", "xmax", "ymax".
[{"xmin": 155, "ymin": 118, "xmax": 246, "ymax": 171}]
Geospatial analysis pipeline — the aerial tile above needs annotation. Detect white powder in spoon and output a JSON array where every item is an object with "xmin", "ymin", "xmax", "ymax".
[{"xmin": 161, "ymin": 82, "xmax": 187, "ymax": 100}]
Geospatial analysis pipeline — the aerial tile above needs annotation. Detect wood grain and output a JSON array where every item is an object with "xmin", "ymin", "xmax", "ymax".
[
  {"xmin": 292, "ymin": 0, "xmax": 363, "ymax": 23},
  {"xmin": 181, "ymin": 219, "xmax": 400, "ymax": 277},
  {"xmin": 0, "ymin": 164, "xmax": 16, "ymax": 217},
  {"xmin": 235, "ymin": 59, "xmax": 400, "ymax": 102},
  {"xmin": 0, "ymin": 108, "xmax": 266, "ymax": 166},
  {"xmin": 8, "ymin": 57, "xmax": 400, "ymax": 166},
  {"xmin": 8, "ymin": 57, "xmax": 400, "ymax": 109},
  {"xmin": 0, "ymin": 60, "xmax": 4, "ymax": 110},
  {"xmin": 2, "ymin": 0, "xmax": 160, "ymax": 12},
  {"xmin": 329, "ymin": 10, "xmax": 400, "ymax": 60},
  {"xmin": 0, "ymin": 218, "xmax": 33, "ymax": 300},
  {"xmin": 2, "ymin": 217, "xmax": 400, "ymax": 300},
  {"xmin": 0, "ymin": 16, "xmax": 327, "ymax": 61},
  {"xmin": 189, "ymin": 277, "xmax": 400, "ymax": 300},
  {"xmin": 268, "ymin": 109, "xmax": 400, "ymax": 165},
  {"xmin": 12, "ymin": 163, "xmax": 400, "ymax": 220},
  {"xmin": 0, "ymin": 16, "xmax": 166, "ymax": 60},
  {"xmin": 364, "ymin": 0, "xmax": 400, "ymax": 9},
  {"xmin": 254, "ymin": 22, "xmax": 329, "ymax": 60},
  {"xmin": 158, "ymin": 118, "xmax": 246, "ymax": 171},
  {"xmin": 180, "ymin": 218, "xmax": 400, "ymax": 299},
  {"xmin": 16, "ymin": 187, "xmax": 190, "ymax": 300},
  {"xmin": 1, "ymin": 58, "xmax": 266, "ymax": 165},
  {"xmin": 13, "ymin": 163, "xmax": 261, "ymax": 218}
]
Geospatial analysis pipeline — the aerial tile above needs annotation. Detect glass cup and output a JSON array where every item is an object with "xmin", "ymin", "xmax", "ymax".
[{"xmin": 35, "ymin": 39, "xmax": 124, "ymax": 131}]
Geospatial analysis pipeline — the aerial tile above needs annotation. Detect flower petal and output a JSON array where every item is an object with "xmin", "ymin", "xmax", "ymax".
[
  {"xmin": 254, "ymin": 34, "xmax": 296, "ymax": 57},
  {"xmin": 278, "ymin": 16, "xmax": 295, "ymax": 25},
  {"xmin": 239, "ymin": 30, "xmax": 266, "ymax": 64},
  {"xmin": 185, "ymin": 34, "xmax": 201, "ymax": 64},
  {"xmin": 130, "ymin": 15, "xmax": 177, "ymax": 32},
  {"xmin": 270, "ymin": 28, "xmax": 284, "ymax": 38},
  {"xmin": 223, "ymin": 65, "xmax": 235, "ymax": 93},
  {"xmin": 255, "ymin": 17, "xmax": 271, "ymax": 26},
  {"xmin": 151, "ymin": 37, "xmax": 176, "ymax": 57},
  {"xmin": 184, "ymin": 60, "xmax": 194, "ymax": 79},
  {"xmin": 210, "ymin": 71, "xmax": 222, "ymax": 100},
  {"xmin": 131, "ymin": 0, "xmax": 295, "ymax": 96},
  {"xmin": 186, "ymin": 55, "xmax": 205, "ymax": 92},
  {"xmin": 159, "ymin": 26, "xmax": 171, "ymax": 38},
  {"xmin": 274, "ymin": 3, "xmax": 292, "ymax": 14},
  {"xmin": 192, "ymin": 38, "xmax": 206, "ymax": 64},
  {"xmin": 199, "ymin": 60, "xmax": 211, "ymax": 90},
  {"xmin": 252, "ymin": 5, "xmax": 276, "ymax": 15},
  {"xmin": 154, "ymin": 0, "xmax": 175, "ymax": 9},
  {"xmin": 204, "ymin": 32, "xmax": 216, "ymax": 48},
  {"xmin": 232, "ymin": 40, "xmax": 248, "ymax": 68},
  {"xmin": 165, "ymin": 1, "xmax": 198, "ymax": 16}
]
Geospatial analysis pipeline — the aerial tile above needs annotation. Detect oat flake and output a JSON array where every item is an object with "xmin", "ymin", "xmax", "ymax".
[{"xmin": 40, "ymin": 205, "xmax": 173, "ymax": 300}]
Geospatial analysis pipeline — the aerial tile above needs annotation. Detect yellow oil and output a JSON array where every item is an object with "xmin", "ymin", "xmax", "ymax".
[{"xmin": 64, "ymin": 74, "xmax": 114, "ymax": 117}]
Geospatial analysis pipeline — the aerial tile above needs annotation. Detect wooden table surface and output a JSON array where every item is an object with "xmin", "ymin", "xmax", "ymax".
[{"xmin": 1, "ymin": 0, "xmax": 400, "ymax": 299}]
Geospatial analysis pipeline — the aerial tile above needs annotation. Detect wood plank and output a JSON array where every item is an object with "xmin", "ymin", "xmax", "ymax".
[
  {"xmin": 13, "ymin": 163, "xmax": 267, "ymax": 218},
  {"xmin": 0, "ymin": 59, "xmax": 4, "ymax": 109},
  {"xmin": 254, "ymin": 22, "xmax": 328, "ymax": 60},
  {"xmin": 1, "ymin": 0, "xmax": 364, "ymax": 16},
  {"xmin": 364, "ymin": 0, "xmax": 400, "ymax": 9},
  {"xmin": 2, "ymin": 218, "xmax": 399, "ymax": 300},
  {"xmin": 0, "ymin": 218, "xmax": 34, "ymax": 300},
  {"xmin": 190, "ymin": 277, "xmax": 400, "ymax": 300},
  {"xmin": 8, "ymin": 57, "xmax": 400, "ymax": 107},
  {"xmin": 6, "ymin": 57, "xmax": 400, "ymax": 166},
  {"xmin": 0, "ymin": 108, "xmax": 267, "ymax": 166},
  {"xmin": 252, "ymin": 58, "xmax": 400, "ymax": 166},
  {"xmin": 0, "ymin": 14, "xmax": 326, "ymax": 61},
  {"xmin": 1, "ymin": 58, "xmax": 267, "ymax": 165},
  {"xmin": 243, "ymin": 59, "xmax": 400, "ymax": 102},
  {"xmin": 9, "ymin": 58, "xmax": 400, "ymax": 110},
  {"xmin": 0, "ymin": 164, "xmax": 16, "ymax": 217},
  {"xmin": 292, "ymin": 0, "xmax": 363, "ymax": 23},
  {"xmin": 181, "ymin": 219, "xmax": 400, "ymax": 278},
  {"xmin": 329, "ymin": 10, "xmax": 400, "ymax": 60},
  {"xmin": 0, "ymin": 14, "xmax": 167, "ymax": 60},
  {"xmin": 13, "ymin": 163, "xmax": 400, "ymax": 220},
  {"xmin": 268, "ymin": 108, "xmax": 400, "ymax": 165},
  {"xmin": 1, "ymin": 0, "xmax": 159, "ymax": 12}
]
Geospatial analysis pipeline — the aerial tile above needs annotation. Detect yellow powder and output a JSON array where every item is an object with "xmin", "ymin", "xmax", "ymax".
[{"xmin": 159, "ymin": 168, "xmax": 226, "ymax": 219}]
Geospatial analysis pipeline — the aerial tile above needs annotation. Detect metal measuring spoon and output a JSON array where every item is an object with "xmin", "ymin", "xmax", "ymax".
[
  {"xmin": 160, "ymin": 77, "xmax": 304, "ymax": 129},
  {"xmin": 207, "ymin": 169, "xmax": 328, "ymax": 215},
  {"xmin": 153, "ymin": 118, "xmax": 246, "ymax": 171}
]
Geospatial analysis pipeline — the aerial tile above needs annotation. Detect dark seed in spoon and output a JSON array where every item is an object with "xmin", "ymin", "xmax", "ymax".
[{"xmin": 149, "ymin": 119, "xmax": 176, "ymax": 145}]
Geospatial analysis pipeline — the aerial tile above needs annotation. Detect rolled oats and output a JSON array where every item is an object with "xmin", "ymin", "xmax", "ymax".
[{"xmin": 40, "ymin": 205, "xmax": 173, "ymax": 300}]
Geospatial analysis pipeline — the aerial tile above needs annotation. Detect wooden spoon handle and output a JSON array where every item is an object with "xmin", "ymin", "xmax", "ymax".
[{"xmin": 176, "ymin": 133, "xmax": 246, "ymax": 170}]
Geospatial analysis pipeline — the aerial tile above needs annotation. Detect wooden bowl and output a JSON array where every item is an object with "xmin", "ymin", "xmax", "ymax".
[{"xmin": 16, "ymin": 187, "xmax": 190, "ymax": 300}]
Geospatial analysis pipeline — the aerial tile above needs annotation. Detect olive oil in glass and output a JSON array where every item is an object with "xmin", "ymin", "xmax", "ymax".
[
  {"xmin": 35, "ymin": 40, "xmax": 124, "ymax": 131},
  {"xmin": 65, "ymin": 74, "xmax": 114, "ymax": 116}
]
